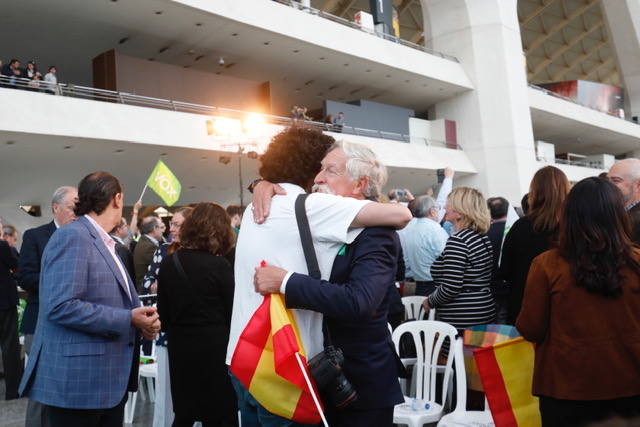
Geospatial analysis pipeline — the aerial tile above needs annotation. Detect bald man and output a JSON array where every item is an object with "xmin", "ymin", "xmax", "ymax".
[{"xmin": 609, "ymin": 158, "xmax": 640, "ymax": 243}]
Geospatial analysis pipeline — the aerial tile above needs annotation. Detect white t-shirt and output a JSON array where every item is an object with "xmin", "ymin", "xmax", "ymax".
[{"xmin": 226, "ymin": 183, "xmax": 369, "ymax": 364}]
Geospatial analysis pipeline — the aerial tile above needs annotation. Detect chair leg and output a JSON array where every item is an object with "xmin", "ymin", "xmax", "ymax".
[
  {"xmin": 146, "ymin": 377, "xmax": 156, "ymax": 402},
  {"xmin": 124, "ymin": 391, "xmax": 137, "ymax": 424}
]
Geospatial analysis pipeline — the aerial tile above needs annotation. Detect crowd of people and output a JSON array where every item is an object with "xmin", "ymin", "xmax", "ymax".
[
  {"xmin": 0, "ymin": 58, "xmax": 60, "ymax": 93},
  {"xmin": 1, "ymin": 126, "xmax": 640, "ymax": 427}
]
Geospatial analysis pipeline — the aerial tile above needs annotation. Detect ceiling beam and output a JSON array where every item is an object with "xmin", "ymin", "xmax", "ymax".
[
  {"xmin": 583, "ymin": 56, "xmax": 614, "ymax": 80},
  {"xmin": 526, "ymin": 0, "xmax": 599, "ymax": 52},
  {"xmin": 397, "ymin": 0, "xmax": 414, "ymax": 15},
  {"xmin": 335, "ymin": 0, "xmax": 357, "ymax": 17},
  {"xmin": 520, "ymin": 0, "xmax": 555, "ymax": 26},
  {"xmin": 409, "ymin": 29, "xmax": 423, "ymax": 43},
  {"xmin": 529, "ymin": 21, "xmax": 604, "ymax": 80},
  {"xmin": 551, "ymin": 40, "xmax": 606, "ymax": 80},
  {"xmin": 321, "ymin": 0, "xmax": 342, "ymax": 12}
]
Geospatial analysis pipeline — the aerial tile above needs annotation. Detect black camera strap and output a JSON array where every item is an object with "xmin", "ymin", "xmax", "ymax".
[{"xmin": 294, "ymin": 193, "xmax": 334, "ymax": 347}]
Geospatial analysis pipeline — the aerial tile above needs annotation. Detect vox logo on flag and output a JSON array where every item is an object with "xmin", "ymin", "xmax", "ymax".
[
  {"xmin": 230, "ymin": 294, "xmax": 323, "ymax": 424},
  {"xmin": 146, "ymin": 160, "xmax": 182, "ymax": 206}
]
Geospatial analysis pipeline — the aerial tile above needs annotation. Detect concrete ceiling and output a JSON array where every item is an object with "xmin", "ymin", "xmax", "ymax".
[
  {"xmin": 518, "ymin": 0, "xmax": 621, "ymax": 86},
  {"xmin": 316, "ymin": 0, "xmax": 621, "ymax": 87},
  {"xmin": 530, "ymin": 108, "xmax": 640, "ymax": 155},
  {"xmin": 0, "ymin": 0, "xmax": 466, "ymax": 117}
]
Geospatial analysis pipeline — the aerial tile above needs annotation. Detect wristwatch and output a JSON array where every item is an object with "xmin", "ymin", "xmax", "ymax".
[{"xmin": 247, "ymin": 178, "xmax": 264, "ymax": 193}]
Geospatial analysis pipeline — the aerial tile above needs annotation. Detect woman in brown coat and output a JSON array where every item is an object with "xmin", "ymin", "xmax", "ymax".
[{"xmin": 517, "ymin": 177, "xmax": 640, "ymax": 426}]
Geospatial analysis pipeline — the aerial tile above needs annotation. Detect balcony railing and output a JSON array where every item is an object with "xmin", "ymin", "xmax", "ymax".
[
  {"xmin": 271, "ymin": 0, "xmax": 459, "ymax": 62},
  {"xmin": 529, "ymin": 83, "xmax": 638, "ymax": 125},
  {"xmin": 536, "ymin": 156, "xmax": 604, "ymax": 170},
  {"xmin": 0, "ymin": 75, "xmax": 461, "ymax": 150}
]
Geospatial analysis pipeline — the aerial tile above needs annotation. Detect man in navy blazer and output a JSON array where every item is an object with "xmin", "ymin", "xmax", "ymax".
[
  {"xmin": 19, "ymin": 172, "xmax": 161, "ymax": 427},
  {"xmin": 254, "ymin": 142, "xmax": 406, "ymax": 426}
]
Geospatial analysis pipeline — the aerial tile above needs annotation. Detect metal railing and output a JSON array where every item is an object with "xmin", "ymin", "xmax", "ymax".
[
  {"xmin": 529, "ymin": 83, "xmax": 638, "ymax": 125},
  {"xmin": 271, "ymin": 0, "xmax": 459, "ymax": 62},
  {"xmin": 537, "ymin": 156, "xmax": 604, "ymax": 170},
  {"xmin": 0, "ymin": 75, "xmax": 461, "ymax": 149}
]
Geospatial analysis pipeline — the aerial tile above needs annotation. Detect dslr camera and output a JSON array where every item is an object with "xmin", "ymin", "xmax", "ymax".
[{"xmin": 308, "ymin": 346, "xmax": 358, "ymax": 408}]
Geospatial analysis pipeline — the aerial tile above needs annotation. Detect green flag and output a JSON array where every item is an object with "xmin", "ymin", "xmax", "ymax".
[{"xmin": 146, "ymin": 160, "xmax": 181, "ymax": 206}]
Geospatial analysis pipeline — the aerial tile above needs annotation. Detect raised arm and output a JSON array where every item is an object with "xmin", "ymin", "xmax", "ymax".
[{"xmin": 350, "ymin": 202, "xmax": 411, "ymax": 230}]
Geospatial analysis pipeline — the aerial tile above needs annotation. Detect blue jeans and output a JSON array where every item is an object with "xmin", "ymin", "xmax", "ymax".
[{"xmin": 228, "ymin": 370, "xmax": 318, "ymax": 427}]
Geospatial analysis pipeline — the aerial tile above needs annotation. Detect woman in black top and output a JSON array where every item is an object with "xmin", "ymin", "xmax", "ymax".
[
  {"xmin": 500, "ymin": 166, "xmax": 570, "ymax": 324},
  {"xmin": 157, "ymin": 202, "xmax": 236, "ymax": 427},
  {"xmin": 425, "ymin": 187, "xmax": 495, "ymax": 330}
]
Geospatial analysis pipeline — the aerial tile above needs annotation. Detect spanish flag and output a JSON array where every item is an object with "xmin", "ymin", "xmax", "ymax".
[
  {"xmin": 474, "ymin": 337, "xmax": 541, "ymax": 427},
  {"xmin": 230, "ymin": 294, "xmax": 323, "ymax": 424}
]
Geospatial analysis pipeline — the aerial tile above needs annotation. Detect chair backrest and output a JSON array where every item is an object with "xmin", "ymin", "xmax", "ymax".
[
  {"xmin": 401, "ymin": 296, "xmax": 436, "ymax": 321},
  {"xmin": 392, "ymin": 320, "xmax": 458, "ymax": 404},
  {"xmin": 402, "ymin": 296, "xmax": 426, "ymax": 321}
]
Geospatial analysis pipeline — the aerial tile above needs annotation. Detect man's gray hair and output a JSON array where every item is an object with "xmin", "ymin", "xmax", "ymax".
[
  {"xmin": 51, "ymin": 186, "xmax": 76, "ymax": 206},
  {"xmin": 331, "ymin": 140, "xmax": 387, "ymax": 199},
  {"xmin": 412, "ymin": 195, "xmax": 437, "ymax": 218},
  {"xmin": 139, "ymin": 216, "xmax": 159, "ymax": 235}
]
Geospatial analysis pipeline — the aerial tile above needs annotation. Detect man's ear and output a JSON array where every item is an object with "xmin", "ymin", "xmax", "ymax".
[
  {"xmin": 113, "ymin": 193, "xmax": 124, "ymax": 209},
  {"xmin": 355, "ymin": 176, "xmax": 370, "ymax": 197}
]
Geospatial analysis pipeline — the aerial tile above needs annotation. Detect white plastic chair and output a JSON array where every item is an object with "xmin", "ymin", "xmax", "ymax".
[
  {"xmin": 402, "ymin": 296, "xmax": 436, "ymax": 322},
  {"xmin": 392, "ymin": 320, "xmax": 458, "ymax": 427},
  {"xmin": 437, "ymin": 338, "xmax": 495, "ymax": 427}
]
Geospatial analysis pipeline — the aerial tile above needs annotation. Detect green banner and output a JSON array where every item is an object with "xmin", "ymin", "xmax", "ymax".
[{"xmin": 146, "ymin": 160, "xmax": 181, "ymax": 206}]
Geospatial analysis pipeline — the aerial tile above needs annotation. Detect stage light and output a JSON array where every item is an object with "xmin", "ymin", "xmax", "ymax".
[
  {"xmin": 219, "ymin": 155, "xmax": 232, "ymax": 165},
  {"xmin": 242, "ymin": 113, "xmax": 265, "ymax": 137},
  {"xmin": 212, "ymin": 117, "xmax": 242, "ymax": 137}
]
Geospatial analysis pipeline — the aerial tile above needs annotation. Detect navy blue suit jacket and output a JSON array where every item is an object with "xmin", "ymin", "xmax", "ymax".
[
  {"xmin": 18, "ymin": 221, "xmax": 56, "ymax": 334},
  {"xmin": 285, "ymin": 227, "xmax": 404, "ymax": 410},
  {"xmin": 0, "ymin": 240, "xmax": 18, "ymax": 310}
]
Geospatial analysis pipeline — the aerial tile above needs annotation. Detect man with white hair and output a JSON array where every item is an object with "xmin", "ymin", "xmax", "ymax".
[
  {"xmin": 398, "ymin": 194, "xmax": 450, "ymax": 296},
  {"xmin": 609, "ymin": 158, "xmax": 640, "ymax": 243},
  {"xmin": 18, "ymin": 185, "xmax": 77, "ymax": 427},
  {"xmin": 254, "ymin": 140, "xmax": 406, "ymax": 426}
]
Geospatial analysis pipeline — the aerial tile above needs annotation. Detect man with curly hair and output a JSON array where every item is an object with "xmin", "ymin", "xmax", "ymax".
[
  {"xmin": 227, "ymin": 127, "xmax": 411, "ymax": 426},
  {"xmin": 253, "ymin": 141, "xmax": 407, "ymax": 426}
]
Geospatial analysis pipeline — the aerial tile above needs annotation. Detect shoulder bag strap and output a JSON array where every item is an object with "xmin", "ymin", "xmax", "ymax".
[{"xmin": 294, "ymin": 193, "xmax": 321, "ymax": 280}]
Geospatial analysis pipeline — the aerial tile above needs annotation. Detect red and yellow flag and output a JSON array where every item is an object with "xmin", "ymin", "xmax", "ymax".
[
  {"xmin": 230, "ymin": 294, "xmax": 322, "ymax": 424},
  {"xmin": 474, "ymin": 337, "xmax": 541, "ymax": 427}
]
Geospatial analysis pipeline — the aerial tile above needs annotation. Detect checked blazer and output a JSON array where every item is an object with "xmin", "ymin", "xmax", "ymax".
[{"xmin": 19, "ymin": 215, "xmax": 141, "ymax": 409}]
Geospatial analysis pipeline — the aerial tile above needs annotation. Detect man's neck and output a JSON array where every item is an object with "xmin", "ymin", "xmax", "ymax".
[{"xmin": 87, "ymin": 212, "xmax": 117, "ymax": 234}]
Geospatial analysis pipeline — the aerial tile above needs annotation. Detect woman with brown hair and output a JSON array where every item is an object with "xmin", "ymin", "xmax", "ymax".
[
  {"xmin": 424, "ymin": 187, "xmax": 496, "ymax": 330},
  {"xmin": 500, "ymin": 166, "xmax": 570, "ymax": 324},
  {"xmin": 157, "ymin": 202, "xmax": 236, "ymax": 427},
  {"xmin": 517, "ymin": 177, "xmax": 640, "ymax": 425}
]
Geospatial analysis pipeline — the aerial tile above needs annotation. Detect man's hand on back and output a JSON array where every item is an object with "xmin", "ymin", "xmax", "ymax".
[
  {"xmin": 254, "ymin": 263, "xmax": 287, "ymax": 295},
  {"xmin": 252, "ymin": 181, "xmax": 286, "ymax": 224},
  {"xmin": 131, "ymin": 306, "xmax": 161, "ymax": 340}
]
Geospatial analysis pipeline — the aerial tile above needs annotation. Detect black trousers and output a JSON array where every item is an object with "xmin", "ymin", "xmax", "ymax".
[
  {"xmin": 539, "ymin": 395, "xmax": 640, "ymax": 427},
  {"xmin": 45, "ymin": 394, "xmax": 127, "ymax": 427},
  {"xmin": 0, "ymin": 307, "xmax": 23, "ymax": 399},
  {"xmin": 327, "ymin": 406, "xmax": 394, "ymax": 427}
]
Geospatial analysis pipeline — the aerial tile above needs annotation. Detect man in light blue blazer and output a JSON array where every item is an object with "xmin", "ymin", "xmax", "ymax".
[{"xmin": 19, "ymin": 171, "xmax": 161, "ymax": 427}]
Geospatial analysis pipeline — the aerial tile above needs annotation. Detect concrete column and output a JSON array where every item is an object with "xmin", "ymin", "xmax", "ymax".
[
  {"xmin": 601, "ymin": 0, "xmax": 640, "ymax": 122},
  {"xmin": 420, "ymin": 0, "xmax": 537, "ymax": 203}
]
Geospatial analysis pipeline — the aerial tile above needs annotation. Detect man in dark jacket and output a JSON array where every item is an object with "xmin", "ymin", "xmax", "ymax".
[
  {"xmin": 254, "ymin": 141, "xmax": 407, "ymax": 426},
  {"xmin": 18, "ymin": 186, "xmax": 76, "ymax": 426}
]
